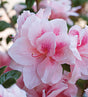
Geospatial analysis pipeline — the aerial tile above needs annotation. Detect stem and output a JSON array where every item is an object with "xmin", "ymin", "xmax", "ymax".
[
  {"xmin": 36, "ymin": 0, "xmax": 39, "ymax": 11},
  {"xmin": 81, "ymin": 90, "xmax": 84, "ymax": 97}
]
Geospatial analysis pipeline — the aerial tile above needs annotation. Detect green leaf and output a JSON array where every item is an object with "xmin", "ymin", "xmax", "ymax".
[
  {"xmin": 11, "ymin": 15, "xmax": 17, "ymax": 25},
  {"xmin": 0, "ymin": 21, "xmax": 11, "ymax": 31},
  {"xmin": 67, "ymin": 24, "xmax": 72, "ymax": 31},
  {"xmin": 6, "ymin": 34, "xmax": 13, "ymax": 44},
  {"xmin": 2, "ymin": 78, "xmax": 16, "ymax": 88},
  {"xmin": 61, "ymin": 63, "xmax": 70, "ymax": 72},
  {"xmin": 0, "ymin": 66, "xmax": 7, "ymax": 76},
  {"xmin": 0, "ymin": 4, "xmax": 1, "ymax": 8},
  {"xmin": 26, "ymin": 0, "xmax": 35, "ymax": 9},
  {"xmin": 0, "ymin": 70, "xmax": 21, "ymax": 85},
  {"xmin": 72, "ymin": 0, "xmax": 88, "ymax": 7},
  {"xmin": 76, "ymin": 79, "xmax": 88, "ymax": 90}
]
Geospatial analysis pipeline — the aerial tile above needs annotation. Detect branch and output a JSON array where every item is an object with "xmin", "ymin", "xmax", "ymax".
[
  {"xmin": 1, "ymin": 0, "xmax": 16, "ymax": 31},
  {"xmin": 36, "ymin": 0, "xmax": 39, "ymax": 11}
]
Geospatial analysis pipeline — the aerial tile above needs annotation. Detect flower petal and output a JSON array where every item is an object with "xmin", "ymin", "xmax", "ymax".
[
  {"xmin": 47, "ymin": 83, "xmax": 68, "ymax": 97},
  {"xmin": 23, "ymin": 65, "xmax": 41, "ymax": 89},
  {"xmin": 17, "ymin": 11, "xmax": 31, "ymax": 32},
  {"xmin": 28, "ymin": 19, "xmax": 52, "ymax": 47},
  {"xmin": 53, "ymin": 35, "xmax": 75, "ymax": 64},
  {"xmin": 21, "ymin": 15, "xmax": 40, "ymax": 37},
  {"xmin": 50, "ymin": 19, "xmax": 68, "ymax": 36},
  {"xmin": 36, "ymin": 32, "xmax": 56, "ymax": 56},
  {"xmin": 8, "ymin": 37, "xmax": 36, "ymax": 66},
  {"xmin": 69, "ymin": 65, "xmax": 81, "ymax": 84},
  {"xmin": 37, "ymin": 57, "xmax": 62, "ymax": 84}
]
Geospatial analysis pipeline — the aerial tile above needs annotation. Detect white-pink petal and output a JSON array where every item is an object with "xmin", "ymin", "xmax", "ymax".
[
  {"xmin": 36, "ymin": 32, "xmax": 56, "ymax": 56},
  {"xmin": 8, "ymin": 37, "xmax": 36, "ymax": 66},
  {"xmin": 50, "ymin": 19, "xmax": 68, "ymax": 35},
  {"xmin": 23, "ymin": 65, "xmax": 41, "ymax": 89},
  {"xmin": 37, "ymin": 57, "xmax": 62, "ymax": 84}
]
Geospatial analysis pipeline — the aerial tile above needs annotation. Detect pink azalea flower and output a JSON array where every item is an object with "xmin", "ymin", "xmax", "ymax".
[
  {"xmin": 25, "ymin": 70, "xmax": 78, "ymax": 97},
  {"xmin": 39, "ymin": 0, "xmax": 81, "ymax": 25},
  {"xmin": 0, "ymin": 84, "xmax": 27, "ymax": 97},
  {"xmin": 17, "ymin": 11, "xmax": 31, "ymax": 33},
  {"xmin": 8, "ymin": 10, "xmax": 73, "ymax": 89},
  {"xmin": 43, "ymin": 83, "xmax": 77, "ymax": 97},
  {"xmin": 14, "ymin": 8, "xmax": 51, "ymax": 41},
  {"xmin": 69, "ymin": 25, "xmax": 88, "ymax": 79}
]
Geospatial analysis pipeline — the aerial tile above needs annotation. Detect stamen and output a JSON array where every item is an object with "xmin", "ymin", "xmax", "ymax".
[{"xmin": 32, "ymin": 53, "xmax": 42, "ymax": 57}]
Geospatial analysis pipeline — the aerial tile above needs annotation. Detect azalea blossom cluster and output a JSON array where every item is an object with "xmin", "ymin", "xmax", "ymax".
[
  {"xmin": 38, "ymin": 0, "xmax": 81, "ymax": 25},
  {"xmin": 1, "ymin": 0, "xmax": 88, "ymax": 97},
  {"xmin": 15, "ymin": 0, "xmax": 81, "ymax": 25},
  {"xmin": 7, "ymin": 8, "xmax": 88, "ymax": 97}
]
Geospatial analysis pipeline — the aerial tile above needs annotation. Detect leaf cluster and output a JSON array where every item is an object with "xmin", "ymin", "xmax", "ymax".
[{"xmin": 0, "ymin": 66, "xmax": 21, "ymax": 88}]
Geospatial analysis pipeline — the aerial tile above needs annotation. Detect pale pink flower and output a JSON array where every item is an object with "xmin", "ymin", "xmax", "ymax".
[
  {"xmin": 43, "ymin": 83, "xmax": 77, "ymax": 97},
  {"xmin": 24, "ymin": 83, "xmax": 49, "ymax": 97},
  {"xmin": 0, "ymin": 84, "xmax": 27, "ymax": 97},
  {"xmin": 69, "ymin": 25, "xmax": 88, "ymax": 79},
  {"xmin": 17, "ymin": 11, "xmax": 31, "ymax": 33},
  {"xmin": 42, "ymin": 69, "xmax": 78, "ymax": 97},
  {"xmin": 26, "ymin": 70, "xmax": 78, "ymax": 97},
  {"xmin": 8, "ymin": 10, "xmax": 73, "ymax": 89},
  {"xmin": 17, "ymin": 8, "xmax": 51, "ymax": 33},
  {"xmin": 25, "ymin": 83, "xmax": 68, "ymax": 97},
  {"xmin": 15, "ymin": 8, "xmax": 51, "ymax": 41},
  {"xmin": 39, "ymin": 0, "xmax": 81, "ymax": 25}
]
